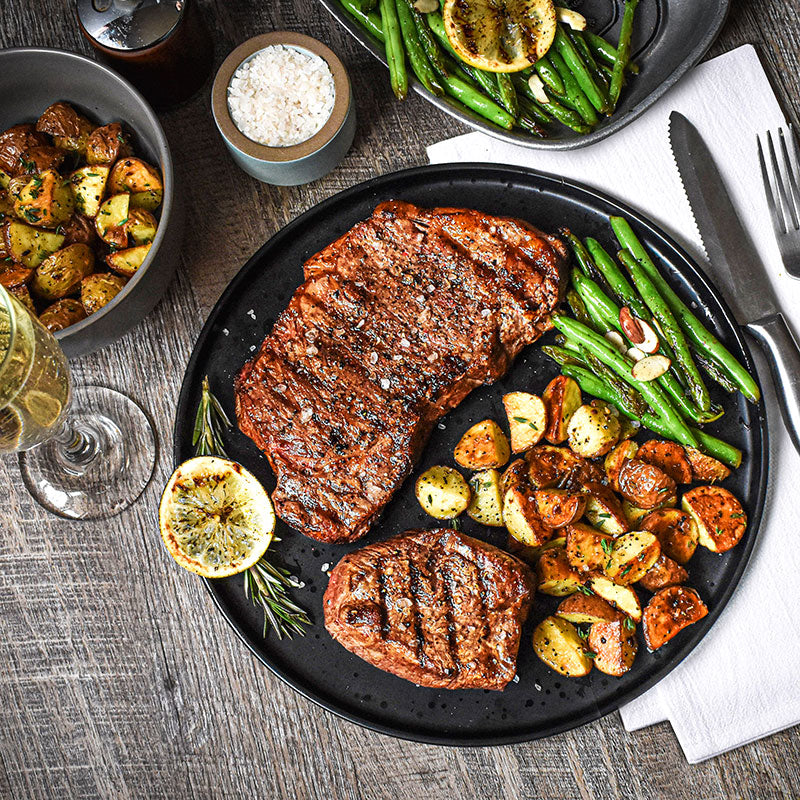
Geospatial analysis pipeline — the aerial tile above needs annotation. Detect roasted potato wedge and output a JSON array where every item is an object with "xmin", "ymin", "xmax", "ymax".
[
  {"xmin": 533, "ymin": 616, "xmax": 593, "ymax": 677},
  {"xmin": 567, "ymin": 403, "xmax": 621, "ymax": 458},
  {"xmin": 682, "ymin": 486, "xmax": 747, "ymax": 553},
  {"xmin": 503, "ymin": 485, "xmax": 553, "ymax": 546},
  {"xmin": 588, "ymin": 618, "xmax": 637, "ymax": 676},
  {"xmin": 38, "ymin": 298, "xmax": 87, "ymax": 332},
  {"xmin": 8, "ymin": 283, "xmax": 35, "ymax": 313},
  {"xmin": 70, "ymin": 165, "xmax": 109, "ymax": 218},
  {"xmin": 0, "ymin": 263, "xmax": 33, "ymax": 289},
  {"xmin": 0, "ymin": 124, "xmax": 46, "ymax": 175},
  {"xmin": 604, "ymin": 440, "xmax": 639, "ymax": 490},
  {"xmin": 536, "ymin": 549, "xmax": 583, "ymax": 596},
  {"xmin": 605, "ymin": 531, "xmax": 660, "ymax": 585},
  {"xmin": 60, "ymin": 213, "xmax": 97, "ymax": 247},
  {"xmin": 534, "ymin": 488, "xmax": 586, "ymax": 528},
  {"xmin": 642, "ymin": 586, "xmax": 708, "ymax": 650},
  {"xmin": 80, "ymin": 272, "xmax": 126, "ymax": 315},
  {"xmin": 582, "ymin": 481, "xmax": 629, "ymax": 537},
  {"xmin": 124, "ymin": 208, "xmax": 157, "ymax": 245},
  {"xmin": 466, "ymin": 468, "xmax": 504, "ymax": 526},
  {"xmin": 507, "ymin": 534, "xmax": 565, "ymax": 564},
  {"xmin": 684, "ymin": 447, "xmax": 732, "ymax": 483},
  {"xmin": 636, "ymin": 439, "xmax": 693, "ymax": 484},
  {"xmin": 565, "ymin": 522, "xmax": 614, "ymax": 574},
  {"xmin": 0, "ymin": 167, "xmax": 11, "ymax": 189},
  {"xmin": 36, "ymin": 102, "xmax": 95, "ymax": 153},
  {"xmin": 18, "ymin": 145, "xmax": 65, "ymax": 175},
  {"xmin": 14, "ymin": 169, "xmax": 74, "ymax": 228},
  {"xmin": 638, "ymin": 554, "xmax": 688, "ymax": 593},
  {"xmin": 94, "ymin": 193, "xmax": 130, "ymax": 247},
  {"xmin": 500, "ymin": 458, "xmax": 528, "ymax": 496},
  {"xmin": 525, "ymin": 444, "xmax": 603, "ymax": 489},
  {"xmin": 85, "ymin": 123, "xmax": 132, "ymax": 165},
  {"xmin": 543, "ymin": 375, "xmax": 582, "ymax": 443},
  {"xmin": 556, "ymin": 592, "xmax": 621, "ymax": 624},
  {"xmin": 415, "ymin": 465, "xmax": 471, "ymax": 520},
  {"xmin": 108, "ymin": 157, "xmax": 163, "ymax": 210},
  {"xmin": 0, "ymin": 189, "xmax": 13, "ymax": 221},
  {"xmin": 587, "ymin": 574, "xmax": 642, "ymax": 622},
  {"xmin": 454, "ymin": 419, "xmax": 510, "ymax": 470},
  {"xmin": 4, "ymin": 220, "xmax": 64, "ymax": 268},
  {"xmin": 31, "ymin": 243, "xmax": 94, "ymax": 301},
  {"xmin": 617, "ymin": 458, "xmax": 677, "ymax": 509},
  {"xmin": 106, "ymin": 243, "xmax": 152, "ymax": 277},
  {"xmin": 503, "ymin": 391, "xmax": 546, "ymax": 452},
  {"xmin": 640, "ymin": 508, "xmax": 698, "ymax": 565}
]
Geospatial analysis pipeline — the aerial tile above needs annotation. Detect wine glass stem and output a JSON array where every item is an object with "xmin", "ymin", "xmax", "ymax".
[{"xmin": 52, "ymin": 416, "xmax": 100, "ymax": 469}]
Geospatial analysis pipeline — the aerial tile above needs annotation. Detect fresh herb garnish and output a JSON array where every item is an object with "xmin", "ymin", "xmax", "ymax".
[
  {"xmin": 450, "ymin": 517, "xmax": 462, "ymax": 531},
  {"xmin": 583, "ymin": 650, "xmax": 597, "ymax": 659},
  {"xmin": 601, "ymin": 539, "xmax": 613, "ymax": 556},
  {"xmin": 624, "ymin": 617, "xmax": 635, "ymax": 631}
]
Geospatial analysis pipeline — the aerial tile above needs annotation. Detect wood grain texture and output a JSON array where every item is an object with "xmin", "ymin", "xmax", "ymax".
[{"xmin": 1, "ymin": 2, "xmax": 799, "ymax": 799}]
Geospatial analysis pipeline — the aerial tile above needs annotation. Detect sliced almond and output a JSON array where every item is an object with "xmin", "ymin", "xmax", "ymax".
[
  {"xmin": 632, "ymin": 354, "xmax": 671, "ymax": 382},
  {"xmin": 528, "ymin": 74, "xmax": 550, "ymax": 104},
  {"xmin": 620, "ymin": 307, "xmax": 645, "ymax": 344},
  {"xmin": 556, "ymin": 7, "xmax": 587, "ymax": 30},
  {"xmin": 605, "ymin": 331, "xmax": 627, "ymax": 353},
  {"xmin": 626, "ymin": 346, "xmax": 646, "ymax": 362},
  {"xmin": 637, "ymin": 319, "xmax": 660, "ymax": 354},
  {"xmin": 414, "ymin": 0, "xmax": 439, "ymax": 11}
]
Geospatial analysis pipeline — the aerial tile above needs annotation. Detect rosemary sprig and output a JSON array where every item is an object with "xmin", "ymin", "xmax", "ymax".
[{"xmin": 193, "ymin": 375, "xmax": 310, "ymax": 639}]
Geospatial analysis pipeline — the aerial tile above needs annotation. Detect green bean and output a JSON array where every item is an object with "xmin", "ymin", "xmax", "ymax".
[
  {"xmin": 566, "ymin": 288, "xmax": 598, "ymax": 331},
  {"xmin": 379, "ymin": 0, "xmax": 407, "ymax": 100},
  {"xmin": 547, "ymin": 52, "xmax": 598, "ymax": 125},
  {"xmin": 361, "ymin": 0, "xmax": 378, "ymax": 11},
  {"xmin": 517, "ymin": 115, "xmax": 547, "ymax": 137},
  {"xmin": 496, "ymin": 72, "xmax": 519, "ymax": 116},
  {"xmin": 610, "ymin": 0, "xmax": 639, "ymax": 109},
  {"xmin": 609, "ymin": 217, "xmax": 761, "ymax": 403},
  {"xmin": 584, "ymin": 237, "xmax": 648, "ymax": 318},
  {"xmin": 563, "ymin": 230, "xmax": 615, "ymax": 297},
  {"xmin": 584, "ymin": 31, "xmax": 639, "ymax": 74},
  {"xmin": 553, "ymin": 25, "xmax": 609, "ymax": 114},
  {"xmin": 511, "ymin": 75, "xmax": 590, "ymax": 133},
  {"xmin": 439, "ymin": 62, "xmax": 516, "ymax": 129},
  {"xmin": 568, "ymin": 29, "xmax": 609, "ymax": 92},
  {"xmin": 396, "ymin": 0, "xmax": 444, "ymax": 96},
  {"xmin": 338, "ymin": 0, "xmax": 384, "ymax": 40},
  {"xmin": 695, "ymin": 353, "xmax": 737, "ymax": 394},
  {"xmin": 516, "ymin": 93, "xmax": 553, "ymax": 126},
  {"xmin": 532, "ymin": 59, "xmax": 564, "ymax": 94},
  {"xmin": 542, "ymin": 344, "xmax": 589, "ymax": 368},
  {"xmin": 412, "ymin": 5, "xmax": 448, "ymax": 80}
]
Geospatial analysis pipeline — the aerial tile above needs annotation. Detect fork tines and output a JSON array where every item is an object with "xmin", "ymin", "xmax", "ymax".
[{"xmin": 758, "ymin": 126, "xmax": 800, "ymax": 240}]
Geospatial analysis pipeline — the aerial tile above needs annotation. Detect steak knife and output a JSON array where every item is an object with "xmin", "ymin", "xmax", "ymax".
[{"xmin": 668, "ymin": 111, "xmax": 800, "ymax": 455}]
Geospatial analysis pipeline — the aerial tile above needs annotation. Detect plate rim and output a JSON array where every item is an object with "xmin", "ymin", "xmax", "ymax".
[{"xmin": 174, "ymin": 162, "xmax": 768, "ymax": 746}]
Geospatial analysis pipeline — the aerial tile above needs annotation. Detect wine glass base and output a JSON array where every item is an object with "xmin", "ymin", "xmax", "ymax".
[{"xmin": 18, "ymin": 385, "xmax": 156, "ymax": 520}]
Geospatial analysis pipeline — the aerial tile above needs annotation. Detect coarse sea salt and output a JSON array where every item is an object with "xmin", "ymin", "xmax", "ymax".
[{"xmin": 228, "ymin": 45, "xmax": 335, "ymax": 147}]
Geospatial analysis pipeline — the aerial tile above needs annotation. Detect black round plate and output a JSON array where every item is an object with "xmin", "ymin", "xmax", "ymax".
[{"xmin": 173, "ymin": 164, "xmax": 767, "ymax": 746}]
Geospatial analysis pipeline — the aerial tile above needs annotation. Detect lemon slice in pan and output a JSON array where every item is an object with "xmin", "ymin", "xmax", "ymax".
[
  {"xmin": 159, "ymin": 456, "xmax": 275, "ymax": 578},
  {"xmin": 443, "ymin": 0, "xmax": 557, "ymax": 73}
]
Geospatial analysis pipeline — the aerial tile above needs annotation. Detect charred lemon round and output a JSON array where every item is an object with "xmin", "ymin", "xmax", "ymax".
[{"xmin": 159, "ymin": 456, "xmax": 275, "ymax": 578}]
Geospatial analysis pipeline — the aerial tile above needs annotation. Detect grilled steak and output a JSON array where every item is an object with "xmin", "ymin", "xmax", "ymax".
[
  {"xmin": 236, "ymin": 201, "xmax": 568, "ymax": 543},
  {"xmin": 324, "ymin": 529, "xmax": 534, "ymax": 690}
]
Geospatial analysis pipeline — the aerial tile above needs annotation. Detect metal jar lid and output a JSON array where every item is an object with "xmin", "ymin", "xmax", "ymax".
[{"xmin": 76, "ymin": 0, "xmax": 185, "ymax": 51}]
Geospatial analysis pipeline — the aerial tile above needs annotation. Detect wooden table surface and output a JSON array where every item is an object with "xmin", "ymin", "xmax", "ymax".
[{"xmin": 2, "ymin": 2, "xmax": 799, "ymax": 798}]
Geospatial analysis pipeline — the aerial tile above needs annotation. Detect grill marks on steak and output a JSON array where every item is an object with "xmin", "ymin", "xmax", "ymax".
[
  {"xmin": 236, "ymin": 201, "xmax": 568, "ymax": 542},
  {"xmin": 324, "ymin": 529, "xmax": 534, "ymax": 689}
]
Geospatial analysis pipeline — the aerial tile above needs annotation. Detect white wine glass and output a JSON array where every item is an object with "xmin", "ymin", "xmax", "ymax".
[{"xmin": 0, "ymin": 284, "xmax": 156, "ymax": 519}]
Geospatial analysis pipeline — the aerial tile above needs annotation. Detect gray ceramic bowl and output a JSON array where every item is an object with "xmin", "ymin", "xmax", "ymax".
[
  {"xmin": 0, "ymin": 47, "xmax": 182, "ymax": 358},
  {"xmin": 211, "ymin": 32, "xmax": 355, "ymax": 186}
]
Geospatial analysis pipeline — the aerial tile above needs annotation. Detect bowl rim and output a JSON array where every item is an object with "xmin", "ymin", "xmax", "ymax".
[
  {"xmin": 0, "ymin": 46, "xmax": 174, "ymax": 342},
  {"xmin": 211, "ymin": 32, "xmax": 351, "ymax": 163}
]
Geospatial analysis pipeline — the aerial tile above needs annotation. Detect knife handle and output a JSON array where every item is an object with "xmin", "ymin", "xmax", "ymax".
[{"xmin": 747, "ymin": 312, "xmax": 800, "ymax": 456}]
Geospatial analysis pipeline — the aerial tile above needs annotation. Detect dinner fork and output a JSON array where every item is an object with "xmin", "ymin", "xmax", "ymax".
[{"xmin": 757, "ymin": 125, "xmax": 800, "ymax": 278}]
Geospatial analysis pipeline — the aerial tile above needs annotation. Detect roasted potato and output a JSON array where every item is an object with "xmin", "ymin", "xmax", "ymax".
[
  {"xmin": 0, "ymin": 168, "xmax": 10, "ymax": 189},
  {"xmin": 4, "ymin": 220, "xmax": 64, "ymax": 268},
  {"xmin": 415, "ymin": 465, "xmax": 471, "ymax": 520},
  {"xmin": 108, "ymin": 157, "xmax": 163, "ymax": 210},
  {"xmin": 567, "ymin": 403, "xmax": 621, "ymax": 458},
  {"xmin": 7, "ymin": 283, "xmax": 35, "ymax": 313},
  {"xmin": 503, "ymin": 391, "xmax": 546, "ymax": 452},
  {"xmin": 684, "ymin": 446, "xmax": 732, "ymax": 483},
  {"xmin": 605, "ymin": 531, "xmax": 661, "ymax": 585},
  {"xmin": 556, "ymin": 592, "xmax": 621, "ymax": 624},
  {"xmin": 588, "ymin": 618, "xmax": 637, "ymax": 676},
  {"xmin": 640, "ymin": 508, "xmax": 698, "ymax": 565},
  {"xmin": 13, "ymin": 169, "xmax": 74, "ymax": 228},
  {"xmin": 0, "ymin": 263, "xmax": 33, "ymax": 289},
  {"xmin": 565, "ymin": 522, "xmax": 614, "ymax": 574},
  {"xmin": 106, "ymin": 243, "xmax": 152, "ymax": 277},
  {"xmin": 636, "ymin": 439, "xmax": 693, "ymax": 484},
  {"xmin": 124, "ymin": 208, "xmax": 157, "ymax": 245},
  {"xmin": 534, "ymin": 488, "xmax": 586, "ymax": 528},
  {"xmin": 454, "ymin": 419, "xmax": 510, "ymax": 470},
  {"xmin": 533, "ymin": 616, "xmax": 593, "ymax": 677},
  {"xmin": 507, "ymin": 533, "xmax": 565, "ymax": 564},
  {"xmin": 70, "ymin": 165, "xmax": 109, "ymax": 218},
  {"xmin": 0, "ymin": 124, "xmax": 46, "ymax": 175},
  {"xmin": 60, "ymin": 213, "xmax": 97, "ymax": 247},
  {"xmin": 503, "ymin": 485, "xmax": 553, "ymax": 546},
  {"xmin": 682, "ymin": 485, "xmax": 747, "ymax": 553},
  {"xmin": 466, "ymin": 468, "xmax": 504, "ymax": 526},
  {"xmin": 642, "ymin": 586, "xmax": 708, "ymax": 650},
  {"xmin": 18, "ymin": 145, "xmax": 65, "ymax": 175},
  {"xmin": 582, "ymin": 481, "xmax": 629, "ymax": 537},
  {"xmin": 38, "ymin": 298, "xmax": 87, "ymax": 332},
  {"xmin": 587, "ymin": 574, "xmax": 643, "ymax": 622},
  {"xmin": 543, "ymin": 375, "xmax": 582, "ymax": 443},
  {"xmin": 80, "ymin": 272, "xmax": 126, "ymax": 314},
  {"xmin": 536, "ymin": 548, "xmax": 583, "ymax": 596},
  {"xmin": 604, "ymin": 440, "xmax": 639, "ymax": 490},
  {"xmin": 85, "ymin": 123, "xmax": 132, "ymax": 165},
  {"xmin": 36, "ymin": 102, "xmax": 95, "ymax": 153},
  {"xmin": 525, "ymin": 443, "xmax": 603, "ymax": 489},
  {"xmin": 500, "ymin": 458, "xmax": 528, "ymax": 496},
  {"xmin": 31, "ymin": 243, "xmax": 94, "ymax": 301},
  {"xmin": 0, "ymin": 189, "xmax": 12, "ymax": 221},
  {"xmin": 638, "ymin": 554, "xmax": 688, "ymax": 593},
  {"xmin": 94, "ymin": 193, "xmax": 130, "ymax": 247},
  {"xmin": 617, "ymin": 458, "xmax": 677, "ymax": 509}
]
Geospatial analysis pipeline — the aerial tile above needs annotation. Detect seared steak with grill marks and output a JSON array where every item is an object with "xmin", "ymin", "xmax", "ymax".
[
  {"xmin": 324, "ymin": 529, "xmax": 534, "ymax": 690},
  {"xmin": 235, "ymin": 201, "xmax": 568, "ymax": 543}
]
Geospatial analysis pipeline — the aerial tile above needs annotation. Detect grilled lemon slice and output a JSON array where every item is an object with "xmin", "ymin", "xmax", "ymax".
[
  {"xmin": 443, "ymin": 0, "xmax": 557, "ymax": 72},
  {"xmin": 159, "ymin": 456, "xmax": 275, "ymax": 578}
]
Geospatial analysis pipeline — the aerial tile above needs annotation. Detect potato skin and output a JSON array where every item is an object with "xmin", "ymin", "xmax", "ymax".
[
  {"xmin": 536, "ymin": 549, "xmax": 583, "ymax": 596},
  {"xmin": 60, "ymin": 213, "xmax": 97, "ymax": 247},
  {"xmin": 500, "ymin": 458, "xmax": 528, "ymax": 496},
  {"xmin": 543, "ymin": 375, "xmax": 582, "ymax": 444},
  {"xmin": 8, "ymin": 283, "xmax": 35, "ymax": 313},
  {"xmin": 587, "ymin": 574, "xmax": 643, "ymax": 622},
  {"xmin": 582, "ymin": 481, "xmax": 629, "ymax": 537},
  {"xmin": 525, "ymin": 444, "xmax": 603, "ymax": 490},
  {"xmin": 556, "ymin": 592, "xmax": 621, "ymax": 624},
  {"xmin": 36, "ymin": 102, "xmax": 95, "ymax": 153},
  {"xmin": 507, "ymin": 533, "xmax": 565, "ymax": 565},
  {"xmin": 31, "ymin": 243, "xmax": 94, "ymax": 301},
  {"xmin": 684, "ymin": 447, "xmax": 731, "ymax": 483},
  {"xmin": 636, "ymin": 440, "xmax": 693, "ymax": 484},
  {"xmin": 640, "ymin": 508, "xmax": 698, "ymax": 565},
  {"xmin": 588, "ymin": 618, "xmax": 637, "ymax": 676},
  {"xmin": 604, "ymin": 440, "xmax": 639, "ymax": 490},
  {"xmin": 638, "ymin": 554, "xmax": 688, "ymax": 593},
  {"xmin": 14, "ymin": 169, "xmax": 74, "ymax": 228},
  {"xmin": 38, "ymin": 298, "xmax": 87, "ymax": 332},
  {"xmin": 642, "ymin": 586, "xmax": 708, "ymax": 650},
  {"xmin": 565, "ymin": 523, "xmax": 613, "ymax": 574},
  {"xmin": 454, "ymin": 419, "xmax": 510, "ymax": 470},
  {"xmin": 534, "ymin": 488, "xmax": 586, "ymax": 528},
  {"xmin": 0, "ymin": 262, "xmax": 34, "ymax": 289},
  {"xmin": 85, "ymin": 123, "xmax": 132, "ymax": 165},
  {"xmin": 605, "ymin": 531, "xmax": 660, "ymax": 585},
  {"xmin": 18, "ymin": 145, "xmax": 65, "ymax": 175},
  {"xmin": 503, "ymin": 485, "xmax": 553, "ymax": 545},
  {"xmin": 108, "ymin": 157, "xmax": 163, "ymax": 194},
  {"xmin": 682, "ymin": 486, "xmax": 747, "ymax": 553},
  {"xmin": 80, "ymin": 272, "xmax": 126, "ymax": 314},
  {"xmin": 0, "ymin": 124, "xmax": 47, "ymax": 175},
  {"xmin": 617, "ymin": 458, "xmax": 677, "ymax": 509}
]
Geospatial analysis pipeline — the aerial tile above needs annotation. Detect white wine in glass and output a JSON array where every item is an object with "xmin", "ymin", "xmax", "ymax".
[{"xmin": 0, "ymin": 285, "xmax": 156, "ymax": 519}]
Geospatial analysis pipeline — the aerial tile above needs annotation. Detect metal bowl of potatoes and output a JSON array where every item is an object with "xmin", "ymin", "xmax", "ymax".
[{"xmin": 0, "ymin": 48, "xmax": 182, "ymax": 357}]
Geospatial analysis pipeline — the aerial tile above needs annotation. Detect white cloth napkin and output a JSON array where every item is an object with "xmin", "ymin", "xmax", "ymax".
[{"xmin": 427, "ymin": 45, "xmax": 800, "ymax": 763}]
